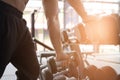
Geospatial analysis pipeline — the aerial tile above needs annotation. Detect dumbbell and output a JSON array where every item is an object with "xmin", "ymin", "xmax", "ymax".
[
  {"xmin": 94, "ymin": 68, "xmax": 107, "ymax": 80},
  {"xmin": 47, "ymin": 56, "xmax": 58, "ymax": 74},
  {"xmin": 47, "ymin": 56, "xmax": 69, "ymax": 74},
  {"xmin": 46, "ymin": 56, "xmax": 79, "ymax": 79},
  {"xmin": 94, "ymin": 66, "xmax": 117, "ymax": 80},
  {"xmin": 42, "ymin": 68, "xmax": 53, "ymax": 80},
  {"xmin": 101, "ymin": 66, "xmax": 117, "ymax": 80},
  {"xmin": 116, "ymin": 74, "xmax": 120, "ymax": 80},
  {"xmin": 84, "ymin": 65, "xmax": 117, "ymax": 80},
  {"xmin": 41, "ymin": 67, "xmax": 66, "ymax": 80}
]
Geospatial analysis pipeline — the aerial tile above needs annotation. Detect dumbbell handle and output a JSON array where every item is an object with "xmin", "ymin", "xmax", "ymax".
[{"xmin": 53, "ymin": 69, "xmax": 68, "ymax": 77}]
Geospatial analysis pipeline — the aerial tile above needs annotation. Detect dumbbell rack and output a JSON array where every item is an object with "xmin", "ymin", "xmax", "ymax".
[
  {"xmin": 61, "ymin": 23, "xmax": 120, "ymax": 80},
  {"xmin": 31, "ymin": 10, "xmax": 120, "ymax": 80}
]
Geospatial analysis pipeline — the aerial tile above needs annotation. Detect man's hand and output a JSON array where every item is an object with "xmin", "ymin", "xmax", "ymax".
[
  {"xmin": 83, "ymin": 15, "xmax": 99, "ymax": 24},
  {"xmin": 56, "ymin": 53, "xmax": 69, "ymax": 61}
]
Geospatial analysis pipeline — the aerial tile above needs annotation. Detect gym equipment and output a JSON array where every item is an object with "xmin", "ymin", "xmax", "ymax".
[
  {"xmin": 31, "ymin": 10, "xmax": 54, "ymax": 51},
  {"xmin": 61, "ymin": 23, "xmax": 92, "ymax": 79},
  {"xmin": 31, "ymin": 10, "xmax": 120, "ymax": 80},
  {"xmin": 93, "ymin": 68, "xmax": 107, "ymax": 80},
  {"xmin": 100, "ymin": 66, "xmax": 118, "ymax": 80},
  {"xmin": 40, "ymin": 20, "xmax": 119, "ymax": 80},
  {"xmin": 84, "ymin": 65, "xmax": 97, "ymax": 80},
  {"xmin": 60, "ymin": 21, "xmax": 119, "ymax": 80},
  {"xmin": 41, "ymin": 66, "xmax": 67, "ymax": 80},
  {"xmin": 116, "ymin": 74, "xmax": 120, "ymax": 80},
  {"xmin": 46, "ymin": 53, "xmax": 77, "ymax": 78},
  {"xmin": 40, "ymin": 24, "xmax": 87, "ymax": 80},
  {"xmin": 42, "ymin": 68, "xmax": 53, "ymax": 80},
  {"xmin": 93, "ymin": 66, "xmax": 117, "ymax": 80},
  {"xmin": 31, "ymin": 10, "xmax": 56, "ymax": 80},
  {"xmin": 47, "ymin": 56, "xmax": 58, "ymax": 74}
]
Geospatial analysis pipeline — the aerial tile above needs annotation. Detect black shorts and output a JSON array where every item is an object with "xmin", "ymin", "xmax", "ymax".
[{"xmin": 0, "ymin": 1, "xmax": 39, "ymax": 79}]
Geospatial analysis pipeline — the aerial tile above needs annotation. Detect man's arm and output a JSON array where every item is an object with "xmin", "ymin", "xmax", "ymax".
[
  {"xmin": 67, "ymin": 0, "xmax": 88, "ymax": 22},
  {"xmin": 67, "ymin": 0, "xmax": 97, "ymax": 25},
  {"xmin": 42, "ymin": 0, "xmax": 68, "ymax": 60}
]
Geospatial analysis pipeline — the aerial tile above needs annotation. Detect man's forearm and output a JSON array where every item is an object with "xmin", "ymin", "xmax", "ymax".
[
  {"xmin": 47, "ymin": 17, "xmax": 63, "ymax": 55},
  {"xmin": 67, "ymin": 0, "xmax": 88, "ymax": 22}
]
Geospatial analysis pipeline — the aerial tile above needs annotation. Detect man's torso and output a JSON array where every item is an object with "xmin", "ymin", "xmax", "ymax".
[{"xmin": 1, "ymin": 0, "xmax": 29, "ymax": 12}]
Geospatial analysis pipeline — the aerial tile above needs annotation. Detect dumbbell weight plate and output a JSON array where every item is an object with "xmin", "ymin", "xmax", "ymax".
[
  {"xmin": 116, "ymin": 74, "xmax": 120, "ymax": 80},
  {"xmin": 94, "ymin": 68, "xmax": 107, "ymax": 80},
  {"xmin": 42, "ymin": 68, "xmax": 53, "ymax": 80},
  {"xmin": 47, "ymin": 56, "xmax": 57, "ymax": 74},
  {"xmin": 101, "ymin": 66, "xmax": 117, "ymax": 80}
]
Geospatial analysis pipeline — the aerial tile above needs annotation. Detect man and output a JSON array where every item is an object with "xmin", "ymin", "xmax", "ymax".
[
  {"xmin": 0, "ymin": 0, "xmax": 39, "ymax": 80},
  {"xmin": 42, "ymin": 0, "xmax": 89, "ymax": 61},
  {"xmin": 42, "ymin": 0, "xmax": 69, "ymax": 61}
]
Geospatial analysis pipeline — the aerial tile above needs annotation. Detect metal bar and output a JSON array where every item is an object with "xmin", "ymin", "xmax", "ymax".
[{"xmin": 34, "ymin": 38, "xmax": 54, "ymax": 51}]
